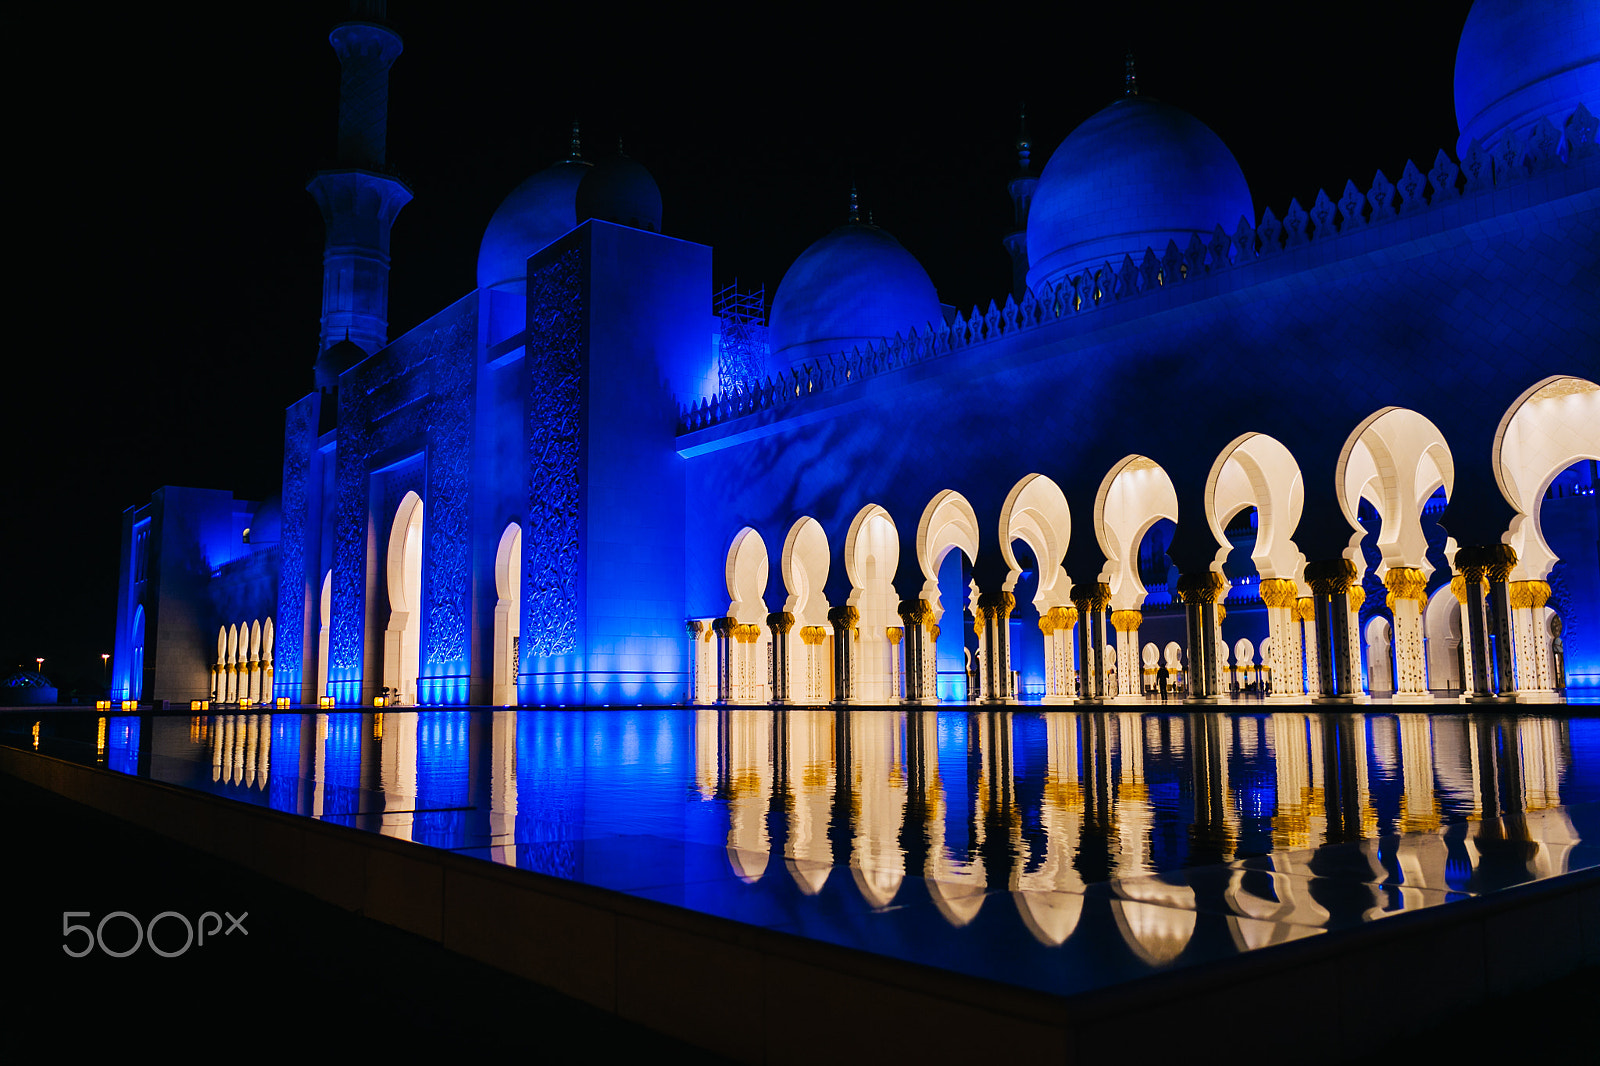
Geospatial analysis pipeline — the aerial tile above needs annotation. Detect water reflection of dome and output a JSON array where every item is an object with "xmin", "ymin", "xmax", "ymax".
[
  {"xmin": 1025, "ymin": 95, "xmax": 1253, "ymax": 295},
  {"xmin": 1453, "ymin": 0, "xmax": 1600, "ymax": 157}
]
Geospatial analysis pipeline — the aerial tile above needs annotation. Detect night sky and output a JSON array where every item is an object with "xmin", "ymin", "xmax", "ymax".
[{"xmin": 8, "ymin": 1, "xmax": 1476, "ymax": 695}]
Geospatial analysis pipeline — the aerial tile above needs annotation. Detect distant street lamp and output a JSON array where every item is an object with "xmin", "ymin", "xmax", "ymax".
[
  {"xmin": 35, "ymin": 657, "xmax": 44, "ymax": 672},
  {"xmin": 101, "ymin": 653, "xmax": 110, "ymax": 691}
]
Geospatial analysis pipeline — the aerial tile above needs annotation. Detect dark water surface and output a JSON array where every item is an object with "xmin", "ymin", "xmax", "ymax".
[{"xmin": 7, "ymin": 707, "xmax": 1599, "ymax": 998}]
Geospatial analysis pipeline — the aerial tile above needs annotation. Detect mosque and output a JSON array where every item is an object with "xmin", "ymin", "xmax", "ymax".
[{"xmin": 112, "ymin": 0, "xmax": 1600, "ymax": 710}]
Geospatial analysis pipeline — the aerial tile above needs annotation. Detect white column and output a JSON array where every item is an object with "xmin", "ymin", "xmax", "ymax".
[{"xmin": 1385, "ymin": 568, "xmax": 1431, "ymax": 703}]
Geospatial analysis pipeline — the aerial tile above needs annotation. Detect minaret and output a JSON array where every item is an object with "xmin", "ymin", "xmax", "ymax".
[
  {"xmin": 306, "ymin": 2, "xmax": 412, "ymax": 366},
  {"xmin": 1002, "ymin": 105, "xmax": 1036, "ymax": 300}
]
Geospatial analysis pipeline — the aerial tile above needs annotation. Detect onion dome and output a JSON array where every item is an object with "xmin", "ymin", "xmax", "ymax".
[
  {"xmin": 477, "ymin": 124, "xmax": 591, "ymax": 292},
  {"xmin": 768, "ymin": 206, "xmax": 941, "ymax": 373},
  {"xmin": 576, "ymin": 146, "xmax": 662, "ymax": 233},
  {"xmin": 1025, "ymin": 94, "xmax": 1253, "ymax": 295},
  {"xmin": 1454, "ymin": 0, "xmax": 1600, "ymax": 158},
  {"xmin": 315, "ymin": 336, "xmax": 366, "ymax": 389}
]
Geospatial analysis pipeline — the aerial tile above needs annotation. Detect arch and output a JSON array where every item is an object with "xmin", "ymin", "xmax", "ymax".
[
  {"xmin": 1423, "ymin": 584, "xmax": 1462, "ymax": 694},
  {"xmin": 317, "ymin": 569, "xmax": 332, "ymax": 700},
  {"xmin": 493, "ymin": 522, "xmax": 523, "ymax": 706},
  {"xmin": 725, "ymin": 527, "xmax": 770, "ymax": 622},
  {"xmin": 780, "ymin": 516, "xmax": 831, "ymax": 624},
  {"xmin": 1493, "ymin": 376, "xmax": 1600, "ymax": 581},
  {"xmin": 999, "ymin": 473, "xmax": 1073, "ymax": 610},
  {"xmin": 1094, "ymin": 456, "xmax": 1179, "ymax": 610},
  {"xmin": 915, "ymin": 489, "xmax": 981, "ymax": 617},
  {"xmin": 1205, "ymin": 433, "xmax": 1305, "ymax": 580},
  {"xmin": 1365, "ymin": 615, "xmax": 1394, "ymax": 694},
  {"xmin": 130, "ymin": 604, "xmax": 146, "ymax": 701},
  {"xmin": 225, "ymin": 622, "xmax": 238, "ymax": 702},
  {"xmin": 1336, "ymin": 408, "xmax": 1454, "ymax": 577},
  {"xmin": 844, "ymin": 504, "xmax": 900, "ymax": 702},
  {"xmin": 384, "ymin": 491, "xmax": 425, "ymax": 706},
  {"xmin": 248, "ymin": 619, "xmax": 263, "ymax": 702}
]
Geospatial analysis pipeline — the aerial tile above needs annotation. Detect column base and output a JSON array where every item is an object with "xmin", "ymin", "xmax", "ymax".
[
  {"xmin": 900, "ymin": 696, "xmax": 939, "ymax": 706},
  {"xmin": 1509, "ymin": 690, "xmax": 1561, "ymax": 704},
  {"xmin": 1463, "ymin": 693, "xmax": 1512, "ymax": 704},
  {"xmin": 1041, "ymin": 695, "xmax": 1074, "ymax": 705},
  {"xmin": 1312, "ymin": 694, "xmax": 1370, "ymax": 705},
  {"xmin": 1184, "ymin": 696, "xmax": 1220, "ymax": 706},
  {"xmin": 1264, "ymin": 694, "xmax": 1307, "ymax": 705},
  {"xmin": 1107, "ymin": 694, "xmax": 1146, "ymax": 705},
  {"xmin": 1389, "ymin": 692, "xmax": 1436, "ymax": 705}
]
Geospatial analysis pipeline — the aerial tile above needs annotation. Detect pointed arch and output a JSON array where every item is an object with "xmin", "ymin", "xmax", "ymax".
[
  {"xmin": 1205, "ymin": 432, "xmax": 1305, "ymax": 580},
  {"xmin": 1336, "ymin": 408, "xmax": 1454, "ymax": 576},
  {"xmin": 493, "ymin": 522, "xmax": 523, "ymax": 706},
  {"xmin": 1493, "ymin": 376, "xmax": 1600, "ymax": 581},
  {"xmin": 1094, "ymin": 455, "xmax": 1179, "ymax": 610},
  {"xmin": 916, "ymin": 489, "xmax": 980, "ymax": 618},
  {"xmin": 999, "ymin": 473, "xmax": 1072, "ymax": 610}
]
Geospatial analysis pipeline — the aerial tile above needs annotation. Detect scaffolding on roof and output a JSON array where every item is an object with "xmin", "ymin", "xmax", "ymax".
[{"xmin": 714, "ymin": 281, "xmax": 768, "ymax": 398}]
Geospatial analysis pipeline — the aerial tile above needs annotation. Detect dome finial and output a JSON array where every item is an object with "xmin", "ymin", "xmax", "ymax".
[
  {"xmin": 569, "ymin": 120, "xmax": 583, "ymax": 161},
  {"xmin": 848, "ymin": 180, "xmax": 861, "ymax": 224},
  {"xmin": 1016, "ymin": 102, "xmax": 1032, "ymax": 176},
  {"xmin": 1124, "ymin": 51, "xmax": 1138, "ymax": 96}
]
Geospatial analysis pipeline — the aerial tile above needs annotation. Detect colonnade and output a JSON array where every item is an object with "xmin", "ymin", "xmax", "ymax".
[{"xmin": 212, "ymin": 617, "xmax": 274, "ymax": 705}]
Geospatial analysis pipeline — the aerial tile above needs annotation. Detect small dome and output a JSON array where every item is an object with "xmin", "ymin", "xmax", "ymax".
[
  {"xmin": 315, "ymin": 338, "xmax": 366, "ymax": 390},
  {"xmin": 768, "ymin": 223, "xmax": 942, "ymax": 372},
  {"xmin": 1454, "ymin": 0, "xmax": 1600, "ymax": 158},
  {"xmin": 1025, "ymin": 96, "xmax": 1253, "ymax": 295},
  {"xmin": 476, "ymin": 159, "xmax": 590, "ymax": 292},
  {"xmin": 3, "ymin": 669, "xmax": 52, "ymax": 688},
  {"xmin": 576, "ymin": 152, "xmax": 662, "ymax": 233}
]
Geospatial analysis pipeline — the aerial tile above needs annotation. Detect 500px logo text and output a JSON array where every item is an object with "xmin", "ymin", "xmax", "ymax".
[{"xmin": 62, "ymin": 911, "xmax": 248, "ymax": 958}]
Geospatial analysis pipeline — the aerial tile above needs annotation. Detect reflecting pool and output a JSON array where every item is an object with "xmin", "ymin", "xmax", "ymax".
[{"xmin": 9, "ymin": 708, "xmax": 1600, "ymax": 998}]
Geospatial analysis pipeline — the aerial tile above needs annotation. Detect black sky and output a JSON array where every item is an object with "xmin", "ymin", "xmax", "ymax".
[{"xmin": 7, "ymin": 1, "xmax": 1477, "ymax": 694}]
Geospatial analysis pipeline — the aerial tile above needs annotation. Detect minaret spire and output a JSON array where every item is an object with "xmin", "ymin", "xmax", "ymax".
[
  {"xmin": 307, "ymin": 10, "xmax": 412, "ymax": 366},
  {"xmin": 848, "ymin": 181, "xmax": 861, "ymax": 224},
  {"xmin": 1003, "ymin": 102, "xmax": 1039, "ymax": 301},
  {"xmin": 568, "ymin": 119, "xmax": 583, "ymax": 161},
  {"xmin": 1124, "ymin": 51, "xmax": 1139, "ymax": 96}
]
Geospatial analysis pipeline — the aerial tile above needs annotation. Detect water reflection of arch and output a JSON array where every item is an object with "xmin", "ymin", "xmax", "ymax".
[
  {"xmin": 846, "ymin": 709, "xmax": 907, "ymax": 907},
  {"xmin": 784, "ymin": 709, "xmax": 836, "ymax": 895},
  {"xmin": 1014, "ymin": 712, "xmax": 1086, "ymax": 946},
  {"xmin": 1111, "ymin": 877, "xmax": 1198, "ymax": 967},
  {"xmin": 210, "ymin": 713, "xmax": 271, "ymax": 789},
  {"xmin": 722, "ymin": 709, "xmax": 773, "ymax": 882},
  {"xmin": 377, "ymin": 710, "xmax": 420, "ymax": 842}
]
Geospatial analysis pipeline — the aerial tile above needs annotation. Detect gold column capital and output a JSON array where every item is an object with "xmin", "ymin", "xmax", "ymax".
[
  {"xmin": 1260, "ymin": 578, "xmax": 1299, "ymax": 609},
  {"xmin": 1175, "ymin": 571, "xmax": 1226, "ymax": 604},
  {"xmin": 712, "ymin": 616, "xmax": 738, "ymax": 637},
  {"xmin": 766, "ymin": 612, "xmax": 796, "ymax": 635},
  {"xmin": 1507, "ymin": 580, "xmax": 1550, "ymax": 610},
  {"xmin": 897, "ymin": 599, "xmax": 935, "ymax": 627},
  {"xmin": 1215, "ymin": 604, "xmax": 1227, "ymax": 624},
  {"xmin": 886, "ymin": 626, "xmax": 904, "ymax": 646},
  {"xmin": 976, "ymin": 590, "xmax": 1016, "ymax": 612},
  {"xmin": 1347, "ymin": 587, "xmax": 1365, "ymax": 612},
  {"xmin": 1449, "ymin": 574, "xmax": 1469, "ymax": 604},
  {"xmin": 1110, "ymin": 609, "xmax": 1143, "ymax": 633},
  {"xmin": 686, "ymin": 619, "xmax": 705, "ymax": 637},
  {"xmin": 1294, "ymin": 597, "xmax": 1316, "ymax": 623},
  {"xmin": 827, "ymin": 605, "xmax": 860, "ymax": 631},
  {"xmin": 1040, "ymin": 604, "xmax": 1077, "ymax": 634},
  {"xmin": 1306, "ymin": 558, "xmax": 1356, "ymax": 597},
  {"xmin": 800, "ymin": 625, "xmax": 828, "ymax": 646},
  {"xmin": 1382, "ymin": 567, "xmax": 1428, "ymax": 608},
  {"xmin": 1071, "ymin": 582, "xmax": 1112, "ymax": 611}
]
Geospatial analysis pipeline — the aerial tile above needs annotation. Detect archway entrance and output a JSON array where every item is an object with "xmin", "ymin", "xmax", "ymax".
[
  {"xmin": 493, "ymin": 524, "xmax": 522, "ymax": 706},
  {"xmin": 317, "ymin": 570, "xmax": 332, "ymax": 700},
  {"xmin": 383, "ymin": 492, "xmax": 424, "ymax": 706}
]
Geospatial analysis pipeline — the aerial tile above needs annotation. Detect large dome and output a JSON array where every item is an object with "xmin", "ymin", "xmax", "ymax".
[
  {"xmin": 1454, "ymin": 0, "xmax": 1600, "ymax": 158},
  {"xmin": 768, "ymin": 223, "xmax": 942, "ymax": 373},
  {"xmin": 476, "ymin": 159, "xmax": 590, "ymax": 292},
  {"xmin": 575, "ymin": 151, "xmax": 662, "ymax": 233},
  {"xmin": 1025, "ymin": 96, "xmax": 1253, "ymax": 295}
]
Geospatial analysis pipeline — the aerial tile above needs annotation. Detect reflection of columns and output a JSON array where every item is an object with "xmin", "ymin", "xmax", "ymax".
[
  {"xmin": 1456, "ymin": 545, "xmax": 1515, "ymax": 699},
  {"xmin": 974, "ymin": 591, "xmax": 1015, "ymax": 703},
  {"xmin": 1072, "ymin": 584, "xmax": 1110, "ymax": 702},
  {"xmin": 828, "ymin": 606, "xmax": 859, "ymax": 704},
  {"xmin": 1109, "ymin": 609, "xmax": 1143, "ymax": 703},
  {"xmin": 1306, "ymin": 560, "xmax": 1360, "ymax": 701},
  {"xmin": 799, "ymin": 626, "xmax": 829, "ymax": 702},
  {"xmin": 1398, "ymin": 714, "xmax": 1440, "ymax": 832},
  {"xmin": 1508, "ymin": 580, "xmax": 1558, "ymax": 702},
  {"xmin": 1384, "ymin": 568, "xmax": 1431, "ymax": 703},
  {"xmin": 713, "ymin": 616, "xmax": 737, "ymax": 703},
  {"xmin": 1176, "ymin": 572, "xmax": 1224, "ymax": 703},
  {"xmin": 885, "ymin": 627, "xmax": 904, "ymax": 701},
  {"xmin": 898, "ymin": 600, "xmax": 935, "ymax": 704},
  {"xmin": 767, "ymin": 613, "xmax": 795, "ymax": 704},
  {"xmin": 1039, "ymin": 606, "xmax": 1077, "ymax": 703},
  {"xmin": 1450, "ymin": 575, "xmax": 1480, "ymax": 697},
  {"xmin": 1261, "ymin": 580, "xmax": 1299, "ymax": 702}
]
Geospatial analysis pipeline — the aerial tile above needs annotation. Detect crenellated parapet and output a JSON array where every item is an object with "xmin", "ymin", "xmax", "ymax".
[{"xmin": 679, "ymin": 101, "xmax": 1598, "ymax": 436}]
